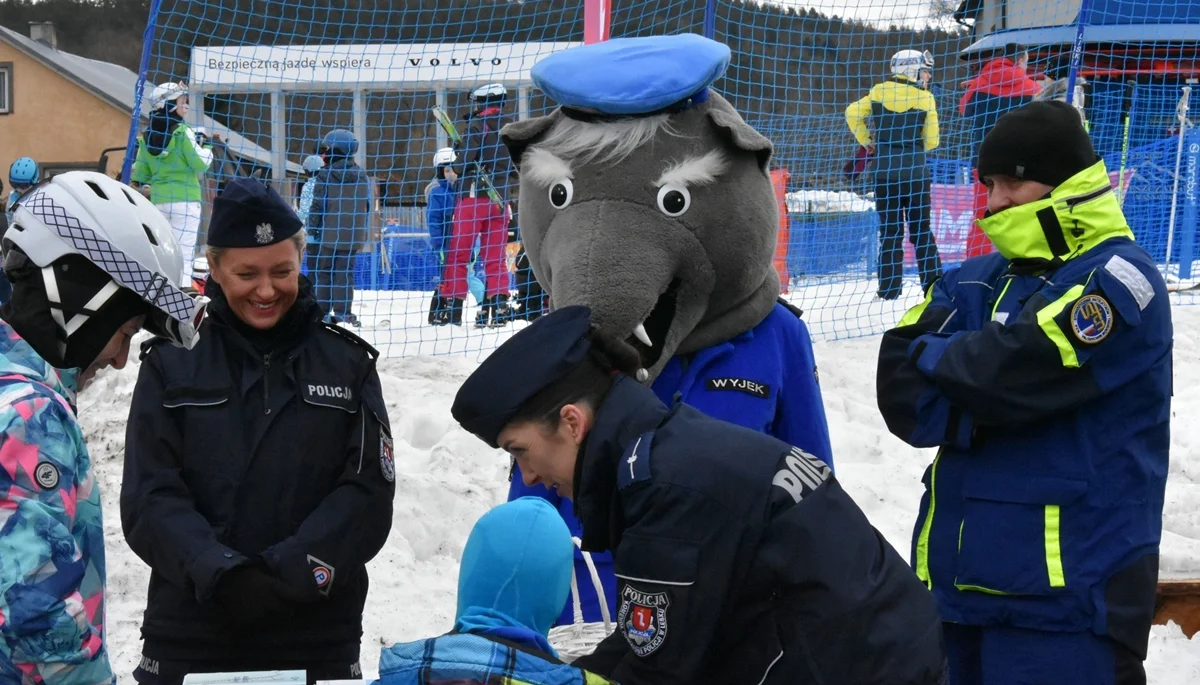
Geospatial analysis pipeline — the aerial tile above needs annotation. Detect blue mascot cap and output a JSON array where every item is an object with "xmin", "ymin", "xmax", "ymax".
[
  {"xmin": 208, "ymin": 177, "xmax": 303, "ymax": 248},
  {"xmin": 452, "ymin": 305, "xmax": 595, "ymax": 449},
  {"xmin": 531, "ymin": 33, "xmax": 731, "ymax": 120}
]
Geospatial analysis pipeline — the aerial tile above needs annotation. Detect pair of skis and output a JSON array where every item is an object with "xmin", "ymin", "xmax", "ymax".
[{"xmin": 431, "ymin": 106, "xmax": 503, "ymax": 205}]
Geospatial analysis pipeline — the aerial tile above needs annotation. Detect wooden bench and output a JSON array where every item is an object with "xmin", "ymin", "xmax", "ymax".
[{"xmin": 1154, "ymin": 580, "xmax": 1200, "ymax": 637}]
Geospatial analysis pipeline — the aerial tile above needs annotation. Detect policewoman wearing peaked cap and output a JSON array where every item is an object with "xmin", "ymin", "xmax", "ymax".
[
  {"xmin": 451, "ymin": 306, "xmax": 947, "ymax": 685},
  {"xmin": 120, "ymin": 177, "xmax": 395, "ymax": 684}
]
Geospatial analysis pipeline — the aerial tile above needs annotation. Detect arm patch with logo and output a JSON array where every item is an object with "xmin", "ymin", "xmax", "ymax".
[{"xmin": 379, "ymin": 427, "xmax": 395, "ymax": 483}]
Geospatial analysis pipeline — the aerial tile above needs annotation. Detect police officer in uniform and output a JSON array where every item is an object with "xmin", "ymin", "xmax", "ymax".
[
  {"xmin": 121, "ymin": 178, "xmax": 395, "ymax": 684},
  {"xmin": 877, "ymin": 101, "xmax": 1172, "ymax": 685},
  {"xmin": 451, "ymin": 306, "xmax": 946, "ymax": 685}
]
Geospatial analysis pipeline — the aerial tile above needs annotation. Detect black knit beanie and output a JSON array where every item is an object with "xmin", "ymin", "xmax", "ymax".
[{"xmin": 977, "ymin": 100, "xmax": 1098, "ymax": 188}]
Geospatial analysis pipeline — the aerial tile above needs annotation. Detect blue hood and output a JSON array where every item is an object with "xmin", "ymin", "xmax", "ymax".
[{"xmin": 454, "ymin": 497, "xmax": 574, "ymax": 643}]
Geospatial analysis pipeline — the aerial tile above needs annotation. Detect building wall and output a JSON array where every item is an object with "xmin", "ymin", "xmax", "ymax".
[
  {"xmin": 976, "ymin": 0, "xmax": 1082, "ymax": 36},
  {"xmin": 0, "ymin": 41, "xmax": 133, "ymax": 187}
]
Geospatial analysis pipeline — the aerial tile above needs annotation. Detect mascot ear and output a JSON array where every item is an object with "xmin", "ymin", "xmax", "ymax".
[
  {"xmin": 501, "ymin": 111, "xmax": 561, "ymax": 166},
  {"xmin": 705, "ymin": 100, "xmax": 774, "ymax": 172}
]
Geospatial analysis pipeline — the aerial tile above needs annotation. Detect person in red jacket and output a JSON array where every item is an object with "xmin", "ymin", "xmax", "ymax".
[{"xmin": 959, "ymin": 45, "xmax": 1043, "ymax": 257}]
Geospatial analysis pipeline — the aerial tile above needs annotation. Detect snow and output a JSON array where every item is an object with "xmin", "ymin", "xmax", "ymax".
[
  {"xmin": 73, "ymin": 288, "xmax": 1200, "ymax": 683},
  {"xmin": 785, "ymin": 189, "xmax": 876, "ymax": 214}
]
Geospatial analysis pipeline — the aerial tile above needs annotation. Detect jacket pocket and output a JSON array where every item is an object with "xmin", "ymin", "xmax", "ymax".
[{"xmin": 955, "ymin": 473, "xmax": 1087, "ymax": 595}]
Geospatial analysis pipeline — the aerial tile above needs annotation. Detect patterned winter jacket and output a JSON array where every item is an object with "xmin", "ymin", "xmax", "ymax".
[{"xmin": 0, "ymin": 321, "xmax": 113, "ymax": 685}]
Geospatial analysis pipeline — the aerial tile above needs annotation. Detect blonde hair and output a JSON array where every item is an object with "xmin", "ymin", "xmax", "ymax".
[{"xmin": 206, "ymin": 230, "xmax": 307, "ymax": 267}]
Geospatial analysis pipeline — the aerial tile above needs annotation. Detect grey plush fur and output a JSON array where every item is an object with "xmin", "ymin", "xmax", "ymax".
[{"xmin": 500, "ymin": 91, "xmax": 782, "ymax": 381}]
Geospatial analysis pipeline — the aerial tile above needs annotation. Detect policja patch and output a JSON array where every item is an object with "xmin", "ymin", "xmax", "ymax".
[
  {"xmin": 380, "ymin": 427, "xmax": 395, "ymax": 483},
  {"xmin": 1070, "ymin": 293, "xmax": 1113, "ymax": 344},
  {"xmin": 618, "ymin": 585, "xmax": 670, "ymax": 657}
]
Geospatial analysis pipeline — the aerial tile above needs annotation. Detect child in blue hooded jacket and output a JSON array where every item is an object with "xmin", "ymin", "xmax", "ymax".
[{"xmin": 375, "ymin": 498, "xmax": 615, "ymax": 685}]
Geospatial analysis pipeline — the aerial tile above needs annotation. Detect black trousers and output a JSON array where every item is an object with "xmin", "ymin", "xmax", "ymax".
[
  {"xmin": 310, "ymin": 251, "xmax": 355, "ymax": 317},
  {"xmin": 133, "ymin": 655, "xmax": 361, "ymax": 685},
  {"xmin": 875, "ymin": 177, "xmax": 942, "ymax": 299}
]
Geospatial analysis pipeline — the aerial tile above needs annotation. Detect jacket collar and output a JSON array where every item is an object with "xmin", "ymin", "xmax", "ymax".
[
  {"xmin": 573, "ymin": 376, "xmax": 670, "ymax": 552},
  {"xmin": 978, "ymin": 160, "xmax": 1134, "ymax": 265},
  {"xmin": 203, "ymin": 275, "xmax": 322, "ymax": 358}
]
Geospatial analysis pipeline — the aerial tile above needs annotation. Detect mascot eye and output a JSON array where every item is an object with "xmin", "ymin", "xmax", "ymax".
[
  {"xmin": 549, "ymin": 179, "xmax": 574, "ymax": 209},
  {"xmin": 656, "ymin": 183, "xmax": 691, "ymax": 217}
]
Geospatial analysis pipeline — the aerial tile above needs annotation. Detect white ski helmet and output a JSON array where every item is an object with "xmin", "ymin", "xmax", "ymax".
[
  {"xmin": 5, "ymin": 171, "xmax": 207, "ymax": 361},
  {"xmin": 150, "ymin": 81, "xmax": 189, "ymax": 112},
  {"xmin": 472, "ymin": 83, "xmax": 507, "ymax": 101},
  {"xmin": 891, "ymin": 50, "xmax": 934, "ymax": 81},
  {"xmin": 433, "ymin": 147, "xmax": 457, "ymax": 167}
]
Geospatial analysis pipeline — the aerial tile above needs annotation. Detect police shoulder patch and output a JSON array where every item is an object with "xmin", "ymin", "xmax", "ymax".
[
  {"xmin": 1070, "ymin": 293, "xmax": 1114, "ymax": 345},
  {"xmin": 307, "ymin": 554, "xmax": 336, "ymax": 597},
  {"xmin": 379, "ymin": 426, "xmax": 395, "ymax": 483},
  {"xmin": 618, "ymin": 585, "xmax": 670, "ymax": 657},
  {"xmin": 34, "ymin": 461, "xmax": 60, "ymax": 490}
]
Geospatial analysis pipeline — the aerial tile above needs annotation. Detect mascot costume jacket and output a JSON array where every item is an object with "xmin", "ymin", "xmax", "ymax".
[{"xmin": 499, "ymin": 34, "xmax": 836, "ymax": 629}]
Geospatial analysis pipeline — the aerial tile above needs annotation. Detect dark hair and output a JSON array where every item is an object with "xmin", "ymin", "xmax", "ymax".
[{"xmin": 509, "ymin": 327, "xmax": 642, "ymax": 431}]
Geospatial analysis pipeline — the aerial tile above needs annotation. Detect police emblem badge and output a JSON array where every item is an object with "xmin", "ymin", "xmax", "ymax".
[
  {"xmin": 380, "ymin": 427, "xmax": 395, "ymax": 483},
  {"xmin": 255, "ymin": 222, "xmax": 274, "ymax": 244},
  {"xmin": 1070, "ymin": 293, "xmax": 1113, "ymax": 344},
  {"xmin": 618, "ymin": 585, "xmax": 670, "ymax": 657}
]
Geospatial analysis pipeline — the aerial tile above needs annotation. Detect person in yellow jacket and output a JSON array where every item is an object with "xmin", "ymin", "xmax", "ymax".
[
  {"xmin": 846, "ymin": 50, "xmax": 942, "ymax": 300},
  {"xmin": 132, "ymin": 81, "xmax": 215, "ymax": 285}
]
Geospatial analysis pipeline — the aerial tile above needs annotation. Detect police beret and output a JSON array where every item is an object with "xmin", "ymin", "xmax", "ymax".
[
  {"xmin": 532, "ymin": 33, "xmax": 731, "ymax": 118},
  {"xmin": 207, "ymin": 177, "xmax": 303, "ymax": 248},
  {"xmin": 452, "ymin": 306, "xmax": 594, "ymax": 449}
]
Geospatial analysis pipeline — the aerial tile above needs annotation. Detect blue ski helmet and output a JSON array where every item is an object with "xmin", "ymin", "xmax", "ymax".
[
  {"xmin": 9, "ymin": 157, "xmax": 39, "ymax": 187},
  {"xmin": 319, "ymin": 129, "xmax": 358, "ymax": 158}
]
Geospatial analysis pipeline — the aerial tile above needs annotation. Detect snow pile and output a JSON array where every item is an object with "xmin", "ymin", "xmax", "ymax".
[
  {"xmin": 76, "ymin": 306, "xmax": 1200, "ymax": 683},
  {"xmin": 785, "ymin": 189, "xmax": 875, "ymax": 214}
]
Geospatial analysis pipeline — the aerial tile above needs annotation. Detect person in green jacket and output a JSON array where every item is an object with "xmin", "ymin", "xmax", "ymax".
[{"xmin": 132, "ymin": 81, "xmax": 215, "ymax": 284}]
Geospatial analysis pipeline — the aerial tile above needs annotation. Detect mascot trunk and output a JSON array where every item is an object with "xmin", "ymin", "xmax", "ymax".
[{"xmin": 499, "ymin": 33, "xmax": 835, "ymax": 628}]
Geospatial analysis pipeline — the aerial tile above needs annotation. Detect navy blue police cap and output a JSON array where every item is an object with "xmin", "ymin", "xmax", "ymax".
[
  {"xmin": 452, "ymin": 306, "xmax": 595, "ymax": 449},
  {"xmin": 207, "ymin": 176, "xmax": 303, "ymax": 248},
  {"xmin": 532, "ymin": 33, "xmax": 731, "ymax": 121}
]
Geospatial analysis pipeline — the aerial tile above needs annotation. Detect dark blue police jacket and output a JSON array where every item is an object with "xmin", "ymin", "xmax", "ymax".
[
  {"xmin": 508, "ymin": 301, "xmax": 835, "ymax": 626},
  {"xmin": 568, "ymin": 377, "xmax": 943, "ymax": 684},
  {"xmin": 877, "ymin": 236, "xmax": 1171, "ymax": 659}
]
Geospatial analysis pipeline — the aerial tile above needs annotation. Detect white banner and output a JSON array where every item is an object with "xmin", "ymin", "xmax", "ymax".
[{"xmin": 189, "ymin": 42, "xmax": 579, "ymax": 89}]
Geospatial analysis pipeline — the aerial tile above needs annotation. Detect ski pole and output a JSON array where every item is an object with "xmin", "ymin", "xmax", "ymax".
[{"xmin": 1165, "ymin": 85, "xmax": 1192, "ymax": 279}]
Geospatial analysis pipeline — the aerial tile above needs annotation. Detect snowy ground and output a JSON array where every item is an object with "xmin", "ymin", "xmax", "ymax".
[{"xmin": 75, "ymin": 286, "xmax": 1200, "ymax": 682}]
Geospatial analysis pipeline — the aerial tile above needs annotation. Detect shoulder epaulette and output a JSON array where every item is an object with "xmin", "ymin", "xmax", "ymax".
[
  {"xmin": 138, "ymin": 335, "xmax": 173, "ymax": 361},
  {"xmin": 777, "ymin": 297, "xmax": 805, "ymax": 319},
  {"xmin": 318, "ymin": 321, "xmax": 380, "ymax": 361}
]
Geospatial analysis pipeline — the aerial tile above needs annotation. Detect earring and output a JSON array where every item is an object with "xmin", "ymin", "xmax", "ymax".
[{"xmin": 635, "ymin": 368, "xmax": 649, "ymax": 382}]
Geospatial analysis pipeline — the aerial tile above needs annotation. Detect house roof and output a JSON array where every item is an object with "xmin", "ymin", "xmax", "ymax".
[{"xmin": 0, "ymin": 25, "xmax": 299, "ymax": 173}]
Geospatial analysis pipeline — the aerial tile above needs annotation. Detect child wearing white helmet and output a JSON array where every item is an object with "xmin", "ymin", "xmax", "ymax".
[
  {"xmin": 131, "ymin": 81, "xmax": 216, "ymax": 284},
  {"xmin": 0, "ymin": 171, "xmax": 204, "ymax": 684},
  {"xmin": 426, "ymin": 147, "xmax": 460, "ymax": 324},
  {"xmin": 296, "ymin": 153, "xmax": 325, "ymax": 230}
]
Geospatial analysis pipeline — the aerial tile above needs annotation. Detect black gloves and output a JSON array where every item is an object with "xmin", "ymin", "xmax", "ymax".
[{"xmin": 210, "ymin": 565, "xmax": 293, "ymax": 627}]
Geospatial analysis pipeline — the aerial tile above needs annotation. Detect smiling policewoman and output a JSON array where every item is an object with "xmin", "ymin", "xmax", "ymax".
[
  {"xmin": 120, "ymin": 177, "xmax": 395, "ymax": 684},
  {"xmin": 450, "ymin": 305, "xmax": 946, "ymax": 685}
]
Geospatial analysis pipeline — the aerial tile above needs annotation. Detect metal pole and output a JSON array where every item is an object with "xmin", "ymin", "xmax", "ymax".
[
  {"xmin": 122, "ymin": 0, "xmax": 164, "ymax": 183},
  {"xmin": 1165, "ymin": 86, "xmax": 1191, "ymax": 278},
  {"xmin": 703, "ymin": 0, "xmax": 718, "ymax": 39},
  {"xmin": 353, "ymin": 88, "xmax": 368, "ymax": 171},
  {"xmin": 270, "ymin": 90, "xmax": 287, "ymax": 186},
  {"xmin": 583, "ymin": 0, "xmax": 610, "ymax": 43}
]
